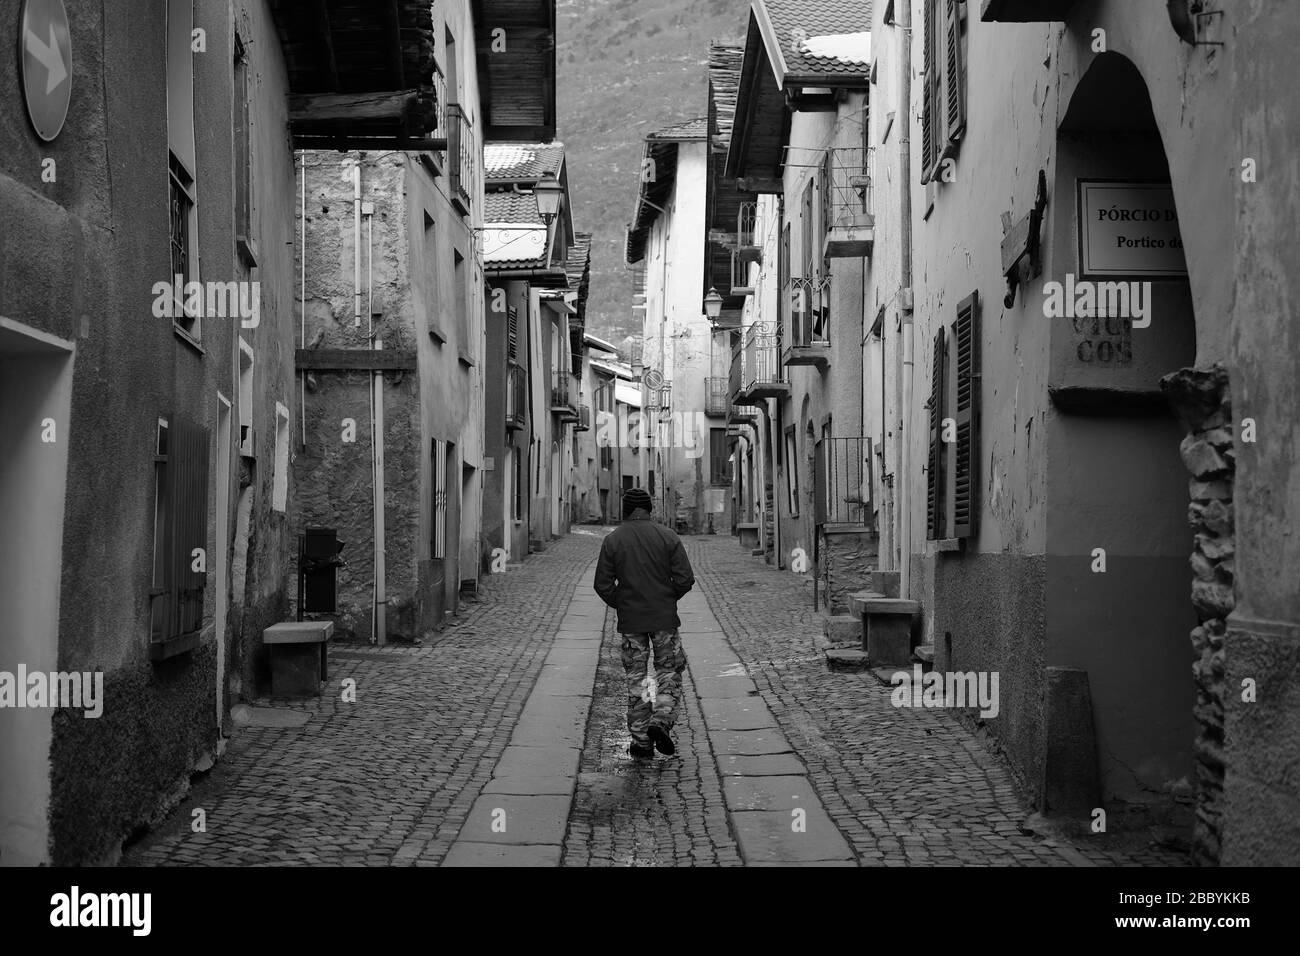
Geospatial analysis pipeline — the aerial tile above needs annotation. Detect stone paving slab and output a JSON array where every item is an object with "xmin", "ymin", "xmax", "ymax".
[
  {"xmin": 715, "ymin": 753, "xmax": 808, "ymax": 776},
  {"xmin": 709, "ymin": 728, "xmax": 794, "ymax": 756},
  {"xmin": 731, "ymin": 807, "xmax": 855, "ymax": 863},
  {"xmin": 442, "ymin": 842, "xmax": 561, "ymax": 866},
  {"xmin": 699, "ymin": 698, "xmax": 778, "ymax": 732},
  {"xmin": 460, "ymin": 794, "xmax": 571, "ymax": 845},
  {"xmin": 722, "ymin": 775, "xmax": 817, "ymax": 811},
  {"xmin": 482, "ymin": 775, "xmax": 575, "ymax": 796},
  {"xmin": 692, "ymin": 676, "xmax": 760, "ymax": 698}
]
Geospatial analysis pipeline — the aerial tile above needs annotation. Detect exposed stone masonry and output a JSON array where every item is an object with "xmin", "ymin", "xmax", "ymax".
[{"xmin": 1161, "ymin": 363, "xmax": 1234, "ymax": 867}]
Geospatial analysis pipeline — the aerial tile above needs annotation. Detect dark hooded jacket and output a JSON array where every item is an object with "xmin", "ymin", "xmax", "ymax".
[{"xmin": 593, "ymin": 510, "xmax": 695, "ymax": 633}]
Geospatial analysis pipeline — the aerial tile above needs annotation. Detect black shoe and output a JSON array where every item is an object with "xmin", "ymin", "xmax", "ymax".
[
  {"xmin": 647, "ymin": 724, "xmax": 675, "ymax": 756},
  {"xmin": 629, "ymin": 741, "xmax": 654, "ymax": 759}
]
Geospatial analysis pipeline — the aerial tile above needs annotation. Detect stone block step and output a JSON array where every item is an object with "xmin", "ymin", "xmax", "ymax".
[
  {"xmin": 823, "ymin": 614, "xmax": 862, "ymax": 643},
  {"xmin": 849, "ymin": 593, "xmax": 919, "ymax": 617},
  {"xmin": 913, "ymin": 644, "xmax": 934, "ymax": 665},
  {"xmin": 825, "ymin": 648, "xmax": 870, "ymax": 672}
]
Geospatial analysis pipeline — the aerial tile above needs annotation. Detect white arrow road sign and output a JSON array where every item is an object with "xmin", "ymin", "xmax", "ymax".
[
  {"xmin": 19, "ymin": 0, "xmax": 73, "ymax": 142},
  {"xmin": 26, "ymin": 23, "xmax": 68, "ymax": 95}
]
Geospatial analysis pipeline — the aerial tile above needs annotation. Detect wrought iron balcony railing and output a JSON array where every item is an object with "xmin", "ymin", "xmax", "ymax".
[
  {"xmin": 814, "ymin": 436, "xmax": 874, "ymax": 530},
  {"xmin": 784, "ymin": 275, "xmax": 832, "ymax": 368},
  {"xmin": 575, "ymin": 403, "xmax": 591, "ymax": 432},
  {"xmin": 448, "ymin": 104, "xmax": 476, "ymax": 215},
  {"xmin": 739, "ymin": 322, "xmax": 787, "ymax": 400},
  {"xmin": 824, "ymin": 146, "xmax": 875, "ymax": 258}
]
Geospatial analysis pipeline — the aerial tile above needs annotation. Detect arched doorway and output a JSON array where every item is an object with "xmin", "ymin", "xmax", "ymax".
[{"xmin": 1044, "ymin": 52, "xmax": 1197, "ymax": 825}]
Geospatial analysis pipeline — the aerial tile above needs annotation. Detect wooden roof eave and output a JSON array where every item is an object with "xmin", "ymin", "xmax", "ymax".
[
  {"xmin": 271, "ymin": 0, "xmax": 439, "ymax": 149},
  {"xmin": 726, "ymin": 16, "xmax": 788, "ymax": 184}
]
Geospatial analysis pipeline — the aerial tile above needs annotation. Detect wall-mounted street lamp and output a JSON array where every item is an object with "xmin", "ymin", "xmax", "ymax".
[
  {"xmin": 533, "ymin": 170, "xmax": 564, "ymax": 225},
  {"xmin": 703, "ymin": 287, "xmax": 724, "ymax": 321}
]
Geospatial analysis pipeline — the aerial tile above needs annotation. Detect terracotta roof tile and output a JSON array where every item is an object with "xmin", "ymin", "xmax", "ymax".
[{"xmin": 762, "ymin": 0, "xmax": 873, "ymax": 80}]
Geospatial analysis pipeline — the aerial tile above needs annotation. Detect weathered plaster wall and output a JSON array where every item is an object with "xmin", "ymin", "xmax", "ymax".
[{"xmin": 1, "ymin": 0, "xmax": 295, "ymax": 863}]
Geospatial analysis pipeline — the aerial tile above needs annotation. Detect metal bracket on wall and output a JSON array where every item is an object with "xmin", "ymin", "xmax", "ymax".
[{"xmin": 1000, "ymin": 169, "xmax": 1048, "ymax": 308}]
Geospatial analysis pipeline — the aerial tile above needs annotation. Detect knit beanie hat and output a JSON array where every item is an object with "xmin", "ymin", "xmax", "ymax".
[{"xmin": 623, "ymin": 487, "xmax": 652, "ymax": 517}]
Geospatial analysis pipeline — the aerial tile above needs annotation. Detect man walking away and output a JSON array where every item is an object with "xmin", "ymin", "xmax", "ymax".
[{"xmin": 594, "ymin": 487, "xmax": 695, "ymax": 759}]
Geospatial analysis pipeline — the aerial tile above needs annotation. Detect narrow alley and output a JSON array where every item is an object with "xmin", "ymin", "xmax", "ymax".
[{"xmin": 123, "ymin": 532, "xmax": 1182, "ymax": 868}]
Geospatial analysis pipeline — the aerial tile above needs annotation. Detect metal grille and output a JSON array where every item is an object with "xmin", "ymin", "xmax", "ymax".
[
  {"xmin": 825, "ymin": 146, "xmax": 873, "ymax": 231},
  {"xmin": 433, "ymin": 438, "xmax": 447, "ymax": 559},
  {"xmin": 168, "ymin": 156, "xmax": 193, "ymax": 287},
  {"xmin": 449, "ymin": 104, "xmax": 477, "ymax": 210},
  {"xmin": 814, "ymin": 437, "xmax": 872, "ymax": 529},
  {"xmin": 705, "ymin": 377, "xmax": 728, "ymax": 415}
]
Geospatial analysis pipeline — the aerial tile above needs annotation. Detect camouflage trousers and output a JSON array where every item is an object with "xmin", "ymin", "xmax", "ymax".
[{"xmin": 620, "ymin": 630, "xmax": 686, "ymax": 746}]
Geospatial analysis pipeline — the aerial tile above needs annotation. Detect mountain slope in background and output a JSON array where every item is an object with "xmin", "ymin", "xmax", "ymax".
[{"xmin": 556, "ymin": 0, "xmax": 748, "ymax": 345}]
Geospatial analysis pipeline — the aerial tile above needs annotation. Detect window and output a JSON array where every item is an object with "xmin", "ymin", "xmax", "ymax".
[
  {"xmin": 648, "ymin": 470, "xmax": 655, "ymax": 497},
  {"xmin": 454, "ymin": 250, "xmax": 468, "ymax": 347},
  {"xmin": 709, "ymin": 429, "xmax": 730, "ymax": 486},
  {"xmin": 233, "ymin": 34, "xmax": 252, "ymax": 257},
  {"xmin": 784, "ymin": 425, "xmax": 800, "ymax": 516},
  {"xmin": 238, "ymin": 338, "xmax": 254, "ymax": 455},
  {"xmin": 149, "ymin": 413, "xmax": 210, "ymax": 657},
  {"xmin": 926, "ymin": 291, "xmax": 981, "ymax": 540},
  {"xmin": 272, "ymin": 402, "xmax": 289, "ymax": 512},
  {"xmin": 513, "ymin": 448, "xmax": 524, "ymax": 521},
  {"xmin": 433, "ymin": 438, "xmax": 448, "ymax": 557},
  {"xmin": 507, "ymin": 305, "xmax": 519, "ymax": 362},
  {"xmin": 167, "ymin": 0, "xmax": 200, "ymax": 343},
  {"xmin": 921, "ymin": 0, "xmax": 968, "ymax": 184}
]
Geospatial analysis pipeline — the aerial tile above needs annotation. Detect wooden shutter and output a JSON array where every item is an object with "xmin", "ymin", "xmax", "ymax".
[
  {"xmin": 953, "ymin": 292, "xmax": 980, "ymax": 539},
  {"xmin": 433, "ymin": 438, "xmax": 447, "ymax": 558},
  {"xmin": 507, "ymin": 306, "xmax": 518, "ymax": 361},
  {"xmin": 160, "ymin": 413, "xmax": 209, "ymax": 650},
  {"xmin": 926, "ymin": 326, "xmax": 946, "ymax": 539},
  {"xmin": 945, "ymin": 0, "xmax": 967, "ymax": 145},
  {"xmin": 921, "ymin": 0, "xmax": 936, "ymax": 182}
]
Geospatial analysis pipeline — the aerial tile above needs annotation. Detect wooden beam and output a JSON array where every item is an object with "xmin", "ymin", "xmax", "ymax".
[
  {"xmin": 296, "ymin": 349, "xmax": 417, "ymax": 371},
  {"xmin": 290, "ymin": 90, "xmax": 417, "ymax": 124},
  {"xmin": 737, "ymin": 176, "xmax": 783, "ymax": 194}
]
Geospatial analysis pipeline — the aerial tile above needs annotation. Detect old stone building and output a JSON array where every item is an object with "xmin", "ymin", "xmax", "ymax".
[
  {"xmin": 0, "ymin": 0, "xmax": 441, "ymax": 865},
  {"xmin": 626, "ymin": 119, "xmax": 731, "ymax": 534}
]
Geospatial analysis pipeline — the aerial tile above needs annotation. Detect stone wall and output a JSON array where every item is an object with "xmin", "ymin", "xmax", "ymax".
[{"xmin": 1161, "ymin": 363, "xmax": 1233, "ymax": 867}]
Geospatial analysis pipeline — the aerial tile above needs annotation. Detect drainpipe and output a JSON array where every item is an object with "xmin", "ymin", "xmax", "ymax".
[
  {"xmin": 897, "ymin": 1, "xmax": 916, "ymax": 602},
  {"xmin": 358, "ymin": 163, "xmax": 386, "ymax": 646},
  {"xmin": 300, "ymin": 152, "xmax": 307, "ymax": 448}
]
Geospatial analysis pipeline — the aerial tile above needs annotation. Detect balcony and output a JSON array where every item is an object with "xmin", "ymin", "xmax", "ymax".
[
  {"xmin": 726, "ymin": 402, "xmax": 760, "ymax": 437},
  {"xmin": 730, "ymin": 201, "xmax": 761, "ymax": 295},
  {"xmin": 814, "ymin": 436, "xmax": 874, "ymax": 531},
  {"xmin": 823, "ymin": 146, "xmax": 875, "ymax": 259},
  {"xmin": 551, "ymin": 370, "xmax": 578, "ymax": 421},
  {"xmin": 448, "ymin": 104, "xmax": 477, "ymax": 216},
  {"xmin": 506, "ymin": 364, "xmax": 526, "ymax": 431},
  {"xmin": 737, "ymin": 323, "xmax": 788, "ymax": 402},
  {"xmin": 783, "ymin": 276, "xmax": 832, "ymax": 369},
  {"xmin": 575, "ymin": 403, "xmax": 591, "ymax": 432},
  {"xmin": 705, "ymin": 377, "xmax": 729, "ymax": 416}
]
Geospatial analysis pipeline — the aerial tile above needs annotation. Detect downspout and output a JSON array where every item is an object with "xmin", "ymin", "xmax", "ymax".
[
  {"xmin": 358, "ymin": 162, "xmax": 386, "ymax": 646},
  {"xmin": 300, "ymin": 152, "xmax": 307, "ymax": 448},
  {"xmin": 897, "ymin": 1, "xmax": 916, "ymax": 602}
]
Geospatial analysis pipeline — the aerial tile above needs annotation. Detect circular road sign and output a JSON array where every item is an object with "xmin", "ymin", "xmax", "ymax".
[{"xmin": 18, "ymin": 0, "xmax": 72, "ymax": 142}]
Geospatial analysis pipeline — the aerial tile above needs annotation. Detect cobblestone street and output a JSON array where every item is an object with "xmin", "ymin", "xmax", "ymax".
[{"xmin": 124, "ymin": 531, "xmax": 1187, "ymax": 867}]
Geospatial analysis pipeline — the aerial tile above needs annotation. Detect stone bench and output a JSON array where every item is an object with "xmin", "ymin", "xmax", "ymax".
[
  {"xmin": 263, "ymin": 621, "xmax": 333, "ymax": 698},
  {"xmin": 848, "ymin": 592, "xmax": 918, "ymax": 666}
]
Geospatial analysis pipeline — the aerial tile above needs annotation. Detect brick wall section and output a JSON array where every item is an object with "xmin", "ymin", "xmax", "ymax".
[
  {"xmin": 686, "ymin": 536, "xmax": 1186, "ymax": 865},
  {"xmin": 1162, "ymin": 363, "xmax": 1234, "ymax": 866},
  {"xmin": 122, "ymin": 534, "xmax": 601, "ymax": 866}
]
